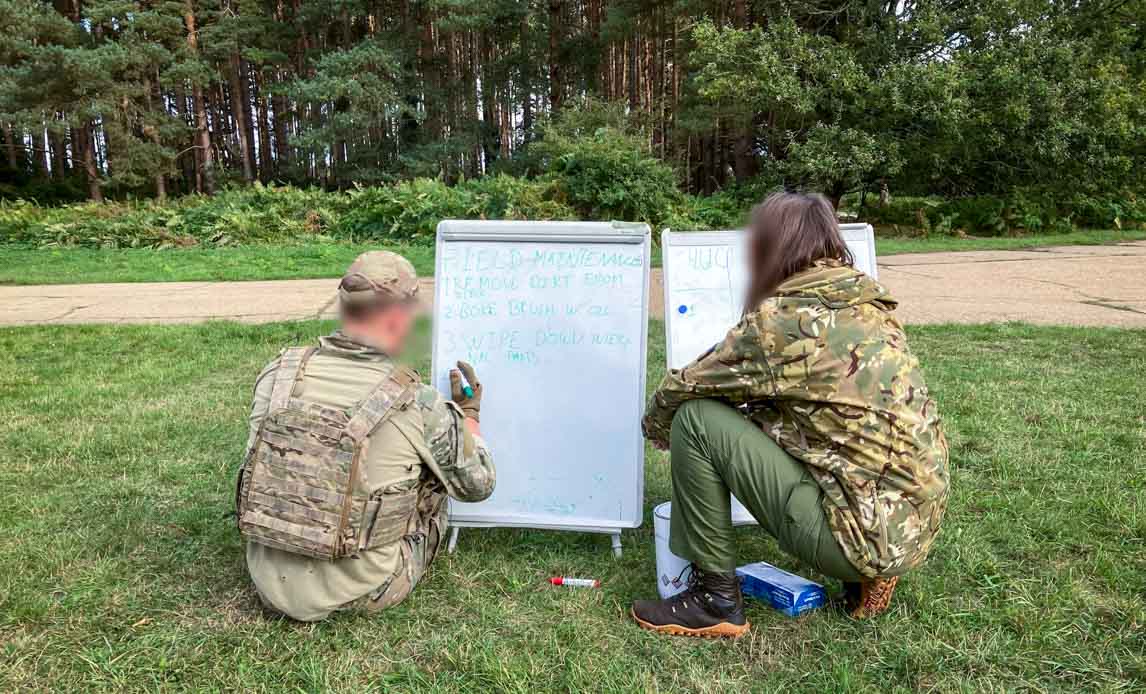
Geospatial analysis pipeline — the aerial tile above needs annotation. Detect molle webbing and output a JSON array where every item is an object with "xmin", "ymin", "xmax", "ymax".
[
  {"xmin": 237, "ymin": 354, "xmax": 420, "ymax": 561},
  {"xmin": 268, "ymin": 347, "xmax": 316, "ymax": 412},
  {"xmin": 345, "ymin": 367, "xmax": 419, "ymax": 442},
  {"xmin": 362, "ymin": 490, "xmax": 420, "ymax": 547}
]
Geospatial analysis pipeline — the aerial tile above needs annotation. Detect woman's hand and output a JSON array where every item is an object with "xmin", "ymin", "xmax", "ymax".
[{"xmin": 642, "ymin": 414, "xmax": 669, "ymax": 452}]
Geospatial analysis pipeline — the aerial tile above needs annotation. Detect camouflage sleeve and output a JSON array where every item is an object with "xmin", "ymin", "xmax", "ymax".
[
  {"xmin": 416, "ymin": 384, "xmax": 495, "ymax": 503},
  {"xmin": 245, "ymin": 356, "xmax": 281, "ymax": 456},
  {"xmin": 642, "ymin": 313, "xmax": 776, "ymax": 444}
]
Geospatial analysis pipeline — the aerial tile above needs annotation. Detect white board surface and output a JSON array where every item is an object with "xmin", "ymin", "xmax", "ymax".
[
  {"xmin": 841, "ymin": 223, "xmax": 879, "ymax": 282},
  {"xmin": 662, "ymin": 224, "xmax": 877, "ymax": 370},
  {"xmin": 432, "ymin": 220, "xmax": 650, "ymax": 534}
]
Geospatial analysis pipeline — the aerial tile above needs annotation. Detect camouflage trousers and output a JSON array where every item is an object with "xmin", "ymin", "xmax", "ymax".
[{"xmin": 669, "ymin": 399, "xmax": 863, "ymax": 580}]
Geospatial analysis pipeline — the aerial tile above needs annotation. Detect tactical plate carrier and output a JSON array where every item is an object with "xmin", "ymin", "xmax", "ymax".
[{"xmin": 237, "ymin": 347, "xmax": 419, "ymax": 560}]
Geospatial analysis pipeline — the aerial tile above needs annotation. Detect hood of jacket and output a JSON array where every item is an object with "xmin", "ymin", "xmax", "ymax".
[{"xmin": 773, "ymin": 259, "xmax": 897, "ymax": 311}]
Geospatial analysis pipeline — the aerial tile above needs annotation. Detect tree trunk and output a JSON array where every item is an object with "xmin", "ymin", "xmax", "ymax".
[
  {"xmin": 521, "ymin": 14, "xmax": 533, "ymax": 142},
  {"xmin": 229, "ymin": 52, "xmax": 256, "ymax": 182},
  {"xmin": 499, "ymin": 83, "xmax": 512, "ymax": 159},
  {"xmin": 185, "ymin": 1, "xmax": 214, "ymax": 193},
  {"xmin": 479, "ymin": 34, "xmax": 497, "ymax": 170},
  {"xmin": 255, "ymin": 71, "xmax": 272, "ymax": 181},
  {"xmin": 548, "ymin": 0, "xmax": 562, "ymax": 111},
  {"xmin": 731, "ymin": 0, "xmax": 754, "ymax": 181},
  {"xmin": 79, "ymin": 122, "xmax": 103, "ymax": 202},
  {"xmin": 701, "ymin": 133, "xmax": 714, "ymax": 194},
  {"xmin": 419, "ymin": 4, "xmax": 442, "ymax": 165},
  {"xmin": 51, "ymin": 115, "xmax": 68, "ymax": 179},
  {"xmin": 2, "ymin": 124, "xmax": 18, "ymax": 170},
  {"xmin": 173, "ymin": 82, "xmax": 196, "ymax": 193},
  {"xmin": 143, "ymin": 78, "xmax": 166, "ymax": 201},
  {"xmin": 628, "ymin": 36, "xmax": 638, "ymax": 112},
  {"xmin": 40, "ymin": 126, "xmax": 52, "ymax": 176},
  {"xmin": 672, "ymin": 19, "xmax": 680, "ymax": 167},
  {"xmin": 271, "ymin": 72, "xmax": 290, "ymax": 176},
  {"xmin": 732, "ymin": 133, "xmax": 755, "ymax": 181}
]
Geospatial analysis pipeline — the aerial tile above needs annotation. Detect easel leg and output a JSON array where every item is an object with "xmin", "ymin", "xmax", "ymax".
[
  {"xmin": 447, "ymin": 527, "xmax": 460, "ymax": 554},
  {"xmin": 610, "ymin": 532, "xmax": 623, "ymax": 559}
]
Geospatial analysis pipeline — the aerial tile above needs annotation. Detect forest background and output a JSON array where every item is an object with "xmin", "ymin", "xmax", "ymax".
[{"xmin": 1, "ymin": 0, "xmax": 1144, "ymax": 247}]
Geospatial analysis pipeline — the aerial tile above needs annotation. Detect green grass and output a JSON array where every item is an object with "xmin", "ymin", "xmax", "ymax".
[
  {"xmin": 0, "ymin": 243, "xmax": 436, "ymax": 285},
  {"xmin": 4, "ymin": 228, "xmax": 1143, "ymax": 285},
  {"xmin": 873, "ymin": 228, "xmax": 1146, "ymax": 255},
  {"xmin": 1, "ymin": 319, "xmax": 1143, "ymax": 690}
]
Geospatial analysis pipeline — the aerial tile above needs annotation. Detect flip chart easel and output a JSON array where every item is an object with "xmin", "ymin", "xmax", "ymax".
[{"xmin": 432, "ymin": 220, "xmax": 652, "ymax": 558}]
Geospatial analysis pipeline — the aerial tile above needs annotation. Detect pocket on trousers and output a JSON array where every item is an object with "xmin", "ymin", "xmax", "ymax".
[
  {"xmin": 779, "ymin": 477, "xmax": 827, "ymax": 568},
  {"xmin": 367, "ymin": 539, "xmax": 413, "ymax": 611}
]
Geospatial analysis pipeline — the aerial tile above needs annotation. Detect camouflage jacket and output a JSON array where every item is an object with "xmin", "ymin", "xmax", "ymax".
[
  {"xmin": 243, "ymin": 331, "xmax": 495, "ymax": 620},
  {"xmin": 644, "ymin": 260, "xmax": 949, "ymax": 578}
]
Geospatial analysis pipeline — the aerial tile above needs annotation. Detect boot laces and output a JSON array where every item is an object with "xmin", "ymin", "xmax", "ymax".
[
  {"xmin": 672, "ymin": 565, "xmax": 716, "ymax": 611},
  {"xmin": 863, "ymin": 577, "xmax": 896, "ymax": 611}
]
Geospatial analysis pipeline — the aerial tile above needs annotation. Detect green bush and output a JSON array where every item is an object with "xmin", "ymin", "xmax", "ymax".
[
  {"xmin": 0, "ymin": 177, "xmax": 88, "ymax": 206},
  {"xmin": 661, "ymin": 176, "xmax": 785, "ymax": 231},
  {"xmin": 463, "ymin": 175, "xmax": 575, "ymax": 222},
  {"xmin": 3, "ymin": 173, "xmax": 1142, "ymax": 251},
  {"xmin": 338, "ymin": 175, "xmax": 576, "ymax": 242},
  {"xmin": 850, "ymin": 189, "xmax": 1146, "ymax": 236},
  {"xmin": 529, "ymin": 115, "xmax": 682, "ymax": 225},
  {"xmin": 0, "ymin": 184, "xmax": 346, "ymax": 249},
  {"xmin": 1066, "ymin": 191, "xmax": 1146, "ymax": 229},
  {"xmin": 0, "ymin": 178, "xmax": 578, "ymax": 249}
]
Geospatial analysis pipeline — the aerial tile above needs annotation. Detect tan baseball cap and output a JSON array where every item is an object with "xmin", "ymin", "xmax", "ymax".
[{"xmin": 338, "ymin": 251, "xmax": 421, "ymax": 309}]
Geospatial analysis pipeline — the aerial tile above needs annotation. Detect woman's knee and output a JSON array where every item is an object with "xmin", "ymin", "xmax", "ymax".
[{"xmin": 669, "ymin": 399, "xmax": 729, "ymax": 446}]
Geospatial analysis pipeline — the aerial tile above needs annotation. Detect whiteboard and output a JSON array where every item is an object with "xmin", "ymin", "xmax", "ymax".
[
  {"xmin": 432, "ymin": 220, "xmax": 650, "ymax": 535},
  {"xmin": 662, "ymin": 224, "xmax": 877, "ymax": 370}
]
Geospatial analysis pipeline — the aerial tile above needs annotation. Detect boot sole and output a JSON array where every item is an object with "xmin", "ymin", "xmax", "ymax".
[{"xmin": 631, "ymin": 608, "xmax": 750, "ymax": 639}]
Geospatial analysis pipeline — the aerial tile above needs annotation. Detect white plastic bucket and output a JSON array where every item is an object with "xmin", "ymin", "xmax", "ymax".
[
  {"xmin": 653, "ymin": 502, "xmax": 693, "ymax": 598},
  {"xmin": 731, "ymin": 494, "xmax": 756, "ymax": 526}
]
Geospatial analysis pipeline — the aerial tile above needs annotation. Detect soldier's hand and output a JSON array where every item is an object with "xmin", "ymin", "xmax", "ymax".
[{"xmin": 449, "ymin": 361, "xmax": 483, "ymax": 422}]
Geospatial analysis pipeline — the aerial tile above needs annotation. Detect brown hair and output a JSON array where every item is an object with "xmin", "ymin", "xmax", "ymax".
[{"xmin": 742, "ymin": 192, "xmax": 852, "ymax": 310}]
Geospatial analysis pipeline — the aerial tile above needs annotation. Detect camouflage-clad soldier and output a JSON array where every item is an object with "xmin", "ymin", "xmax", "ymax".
[
  {"xmin": 632, "ymin": 193, "xmax": 949, "ymax": 638},
  {"xmin": 237, "ymin": 251, "xmax": 494, "ymax": 622}
]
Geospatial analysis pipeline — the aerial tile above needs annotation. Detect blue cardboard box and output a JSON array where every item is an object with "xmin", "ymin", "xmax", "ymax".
[{"xmin": 736, "ymin": 561, "xmax": 826, "ymax": 617}]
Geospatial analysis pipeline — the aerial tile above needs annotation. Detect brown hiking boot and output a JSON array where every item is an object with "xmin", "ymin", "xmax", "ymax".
[
  {"xmin": 844, "ymin": 576, "xmax": 899, "ymax": 619},
  {"xmin": 631, "ymin": 567, "xmax": 750, "ymax": 639}
]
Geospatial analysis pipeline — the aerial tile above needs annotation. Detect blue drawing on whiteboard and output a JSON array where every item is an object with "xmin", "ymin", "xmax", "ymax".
[{"xmin": 678, "ymin": 305, "xmax": 688, "ymax": 314}]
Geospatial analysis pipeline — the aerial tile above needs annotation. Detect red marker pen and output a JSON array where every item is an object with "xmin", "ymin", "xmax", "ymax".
[{"xmin": 549, "ymin": 576, "xmax": 600, "ymax": 588}]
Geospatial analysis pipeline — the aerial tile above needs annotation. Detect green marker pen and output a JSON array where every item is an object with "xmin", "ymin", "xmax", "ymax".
[{"xmin": 462, "ymin": 385, "xmax": 474, "ymax": 398}]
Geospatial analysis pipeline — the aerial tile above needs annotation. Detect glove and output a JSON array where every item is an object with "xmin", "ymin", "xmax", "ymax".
[{"xmin": 449, "ymin": 360, "xmax": 482, "ymax": 421}]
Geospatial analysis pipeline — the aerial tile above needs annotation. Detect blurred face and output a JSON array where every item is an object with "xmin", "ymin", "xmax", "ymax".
[
  {"xmin": 344, "ymin": 302, "xmax": 417, "ymax": 355},
  {"xmin": 373, "ymin": 303, "xmax": 416, "ymax": 355}
]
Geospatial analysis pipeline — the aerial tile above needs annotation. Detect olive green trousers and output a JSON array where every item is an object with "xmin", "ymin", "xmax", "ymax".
[{"xmin": 668, "ymin": 399, "xmax": 863, "ymax": 581}]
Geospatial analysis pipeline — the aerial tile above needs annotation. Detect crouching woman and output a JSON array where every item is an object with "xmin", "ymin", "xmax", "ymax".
[{"xmin": 632, "ymin": 193, "xmax": 949, "ymax": 638}]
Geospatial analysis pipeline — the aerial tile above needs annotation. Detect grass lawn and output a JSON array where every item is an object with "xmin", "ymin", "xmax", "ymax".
[
  {"xmin": 874, "ymin": 228, "xmax": 1146, "ymax": 255},
  {"xmin": 1, "ymin": 320, "xmax": 1144, "ymax": 690},
  {"xmin": 0, "ymin": 243, "xmax": 436, "ymax": 286},
  {"xmin": 4, "ymin": 228, "xmax": 1144, "ymax": 285}
]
